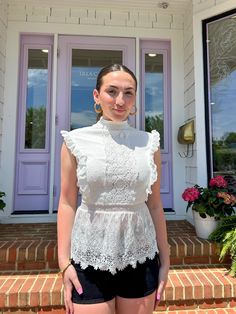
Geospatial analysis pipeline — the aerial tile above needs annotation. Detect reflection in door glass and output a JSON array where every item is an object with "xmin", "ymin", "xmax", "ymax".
[
  {"xmin": 71, "ymin": 49, "xmax": 122, "ymax": 129},
  {"xmin": 207, "ymin": 14, "xmax": 236, "ymax": 194},
  {"xmin": 25, "ymin": 49, "xmax": 48, "ymax": 149},
  {"xmin": 144, "ymin": 53, "xmax": 164, "ymax": 149}
]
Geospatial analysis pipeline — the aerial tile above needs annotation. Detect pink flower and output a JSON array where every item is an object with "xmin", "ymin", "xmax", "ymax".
[
  {"xmin": 217, "ymin": 192, "xmax": 236, "ymax": 205},
  {"xmin": 209, "ymin": 176, "xmax": 227, "ymax": 188},
  {"xmin": 182, "ymin": 187, "xmax": 200, "ymax": 202}
]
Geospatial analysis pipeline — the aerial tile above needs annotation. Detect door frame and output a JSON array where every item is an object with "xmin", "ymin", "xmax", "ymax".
[
  {"xmin": 140, "ymin": 40, "xmax": 173, "ymax": 211},
  {"xmin": 14, "ymin": 34, "xmax": 53, "ymax": 213}
]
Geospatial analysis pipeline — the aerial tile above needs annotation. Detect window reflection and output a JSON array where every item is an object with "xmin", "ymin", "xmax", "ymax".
[
  {"xmin": 208, "ymin": 14, "xmax": 236, "ymax": 194},
  {"xmin": 144, "ymin": 53, "xmax": 164, "ymax": 149},
  {"xmin": 25, "ymin": 49, "xmax": 48, "ymax": 149},
  {"xmin": 71, "ymin": 49, "xmax": 122, "ymax": 129}
]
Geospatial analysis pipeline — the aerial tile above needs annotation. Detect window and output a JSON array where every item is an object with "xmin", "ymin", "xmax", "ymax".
[
  {"xmin": 203, "ymin": 9, "xmax": 236, "ymax": 194},
  {"xmin": 70, "ymin": 49, "xmax": 122, "ymax": 129},
  {"xmin": 25, "ymin": 49, "xmax": 49, "ymax": 149},
  {"xmin": 143, "ymin": 53, "xmax": 164, "ymax": 148}
]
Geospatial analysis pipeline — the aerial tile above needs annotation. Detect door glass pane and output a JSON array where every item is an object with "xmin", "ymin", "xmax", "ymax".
[
  {"xmin": 144, "ymin": 53, "xmax": 164, "ymax": 149},
  {"xmin": 71, "ymin": 49, "xmax": 122, "ymax": 130},
  {"xmin": 208, "ymin": 14, "xmax": 236, "ymax": 194},
  {"xmin": 25, "ymin": 49, "xmax": 48, "ymax": 149}
]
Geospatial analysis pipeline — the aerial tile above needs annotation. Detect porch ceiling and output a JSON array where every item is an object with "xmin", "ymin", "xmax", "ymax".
[{"xmin": 9, "ymin": 0, "xmax": 191, "ymax": 13}]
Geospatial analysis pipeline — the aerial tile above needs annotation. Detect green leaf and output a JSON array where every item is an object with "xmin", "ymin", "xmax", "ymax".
[{"xmin": 0, "ymin": 199, "xmax": 6, "ymax": 210}]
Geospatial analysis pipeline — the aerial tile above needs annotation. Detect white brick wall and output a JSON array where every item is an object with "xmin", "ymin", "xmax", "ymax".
[
  {"xmin": 7, "ymin": 2, "xmax": 184, "ymax": 31},
  {"xmin": 70, "ymin": 7, "xmax": 88, "ymax": 18},
  {"xmin": 8, "ymin": 3, "xmax": 27, "ymax": 21},
  {"xmin": 95, "ymin": 9, "xmax": 110, "ymax": 20},
  {"xmin": 192, "ymin": 0, "xmax": 230, "ymax": 13},
  {"xmin": 194, "ymin": 0, "xmax": 215, "ymax": 13},
  {"xmin": 0, "ymin": 0, "xmax": 7, "ymax": 167},
  {"xmin": 172, "ymin": 14, "xmax": 184, "ymax": 29},
  {"xmin": 183, "ymin": 2, "xmax": 197, "ymax": 185},
  {"xmin": 153, "ymin": 14, "xmax": 172, "ymax": 29},
  {"xmin": 80, "ymin": 17, "xmax": 104, "ymax": 25}
]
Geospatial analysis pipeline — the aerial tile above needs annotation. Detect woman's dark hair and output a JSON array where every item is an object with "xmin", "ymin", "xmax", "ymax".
[{"xmin": 96, "ymin": 64, "xmax": 137, "ymax": 92}]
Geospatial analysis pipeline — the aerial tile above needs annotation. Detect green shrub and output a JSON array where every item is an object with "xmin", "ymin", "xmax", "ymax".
[
  {"xmin": 209, "ymin": 215, "xmax": 236, "ymax": 277},
  {"xmin": 0, "ymin": 192, "xmax": 6, "ymax": 211}
]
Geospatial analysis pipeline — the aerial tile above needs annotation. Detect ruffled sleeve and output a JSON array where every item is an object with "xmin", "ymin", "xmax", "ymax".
[
  {"xmin": 60, "ymin": 130, "xmax": 88, "ymax": 193},
  {"xmin": 60, "ymin": 130, "xmax": 81, "ymax": 158},
  {"xmin": 146, "ymin": 130, "xmax": 160, "ymax": 197}
]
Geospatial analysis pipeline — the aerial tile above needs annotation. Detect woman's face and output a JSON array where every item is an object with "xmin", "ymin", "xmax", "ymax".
[{"xmin": 93, "ymin": 71, "xmax": 136, "ymax": 122}]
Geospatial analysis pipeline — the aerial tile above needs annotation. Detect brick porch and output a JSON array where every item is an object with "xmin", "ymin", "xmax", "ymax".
[{"xmin": 0, "ymin": 220, "xmax": 235, "ymax": 313}]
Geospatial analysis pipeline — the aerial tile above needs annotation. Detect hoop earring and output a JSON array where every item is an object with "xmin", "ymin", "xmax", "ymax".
[
  {"xmin": 129, "ymin": 106, "xmax": 137, "ymax": 116},
  {"xmin": 94, "ymin": 103, "xmax": 102, "ymax": 114}
]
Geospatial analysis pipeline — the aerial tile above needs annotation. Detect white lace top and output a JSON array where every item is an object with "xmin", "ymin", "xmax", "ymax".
[{"xmin": 61, "ymin": 117, "xmax": 160, "ymax": 274}]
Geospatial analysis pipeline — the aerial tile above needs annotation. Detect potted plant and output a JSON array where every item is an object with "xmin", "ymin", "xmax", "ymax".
[
  {"xmin": 0, "ymin": 191, "xmax": 6, "ymax": 211},
  {"xmin": 182, "ymin": 176, "xmax": 236, "ymax": 239}
]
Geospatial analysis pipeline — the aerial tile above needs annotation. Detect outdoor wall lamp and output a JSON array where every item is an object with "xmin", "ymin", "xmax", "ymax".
[{"xmin": 177, "ymin": 120, "xmax": 195, "ymax": 158}]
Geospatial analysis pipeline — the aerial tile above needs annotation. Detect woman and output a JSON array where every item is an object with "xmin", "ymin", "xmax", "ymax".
[{"xmin": 57, "ymin": 64, "xmax": 169, "ymax": 314}]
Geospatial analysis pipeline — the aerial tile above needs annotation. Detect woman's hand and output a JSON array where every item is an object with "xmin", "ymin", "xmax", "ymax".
[
  {"xmin": 155, "ymin": 264, "xmax": 169, "ymax": 309},
  {"xmin": 63, "ymin": 264, "xmax": 83, "ymax": 314}
]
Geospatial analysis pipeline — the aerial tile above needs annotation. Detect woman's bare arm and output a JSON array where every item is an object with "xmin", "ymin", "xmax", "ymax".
[
  {"xmin": 57, "ymin": 142, "xmax": 78, "ymax": 271},
  {"xmin": 146, "ymin": 149, "xmax": 170, "ymax": 303},
  {"xmin": 57, "ymin": 143, "xmax": 84, "ymax": 314}
]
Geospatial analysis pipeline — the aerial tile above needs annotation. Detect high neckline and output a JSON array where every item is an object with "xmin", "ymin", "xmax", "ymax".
[{"xmin": 98, "ymin": 117, "xmax": 130, "ymax": 130}]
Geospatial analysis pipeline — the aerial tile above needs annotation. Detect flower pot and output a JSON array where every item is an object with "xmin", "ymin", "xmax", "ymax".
[{"xmin": 192, "ymin": 210, "xmax": 219, "ymax": 239}]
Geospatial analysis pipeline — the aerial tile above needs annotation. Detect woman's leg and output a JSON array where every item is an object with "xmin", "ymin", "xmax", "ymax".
[
  {"xmin": 73, "ymin": 298, "xmax": 116, "ymax": 314},
  {"xmin": 115, "ymin": 291, "xmax": 156, "ymax": 314}
]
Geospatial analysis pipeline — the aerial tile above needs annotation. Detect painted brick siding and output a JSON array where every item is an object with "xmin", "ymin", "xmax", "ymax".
[
  {"xmin": 183, "ymin": 3, "xmax": 197, "ymax": 185},
  {"xmin": 7, "ymin": 2, "xmax": 184, "ymax": 30},
  {"xmin": 193, "ymin": 0, "xmax": 230, "ymax": 13},
  {"xmin": 0, "ymin": 0, "xmax": 7, "ymax": 168}
]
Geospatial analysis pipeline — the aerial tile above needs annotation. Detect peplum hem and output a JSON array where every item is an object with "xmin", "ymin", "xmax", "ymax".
[{"xmin": 71, "ymin": 202, "xmax": 158, "ymax": 274}]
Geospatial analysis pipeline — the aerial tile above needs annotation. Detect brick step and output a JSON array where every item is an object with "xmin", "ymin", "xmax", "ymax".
[
  {"xmin": 1, "ymin": 308, "xmax": 235, "ymax": 314},
  {"xmin": 167, "ymin": 221, "xmax": 230, "ymax": 266},
  {"xmin": 0, "ymin": 239, "xmax": 58, "ymax": 272},
  {"xmin": 0, "ymin": 307, "xmax": 65, "ymax": 313},
  {"xmin": 0, "ymin": 237, "xmax": 222, "ymax": 271},
  {"xmin": 0, "ymin": 221, "xmax": 225, "ymax": 272},
  {"xmin": 0, "ymin": 223, "xmax": 58, "ymax": 272},
  {"xmin": 156, "ymin": 265, "xmax": 236, "ymax": 312},
  {"xmin": 0, "ymin": 271, "xmax": 63, "ymax": 310},
  {"xmin": 169, "ymin": 235, "xmax": 223, "ymax": 266},
  {"xmin": 0, "ymin": 265, "xmax": 235, "ymax": 312},
  {"xmin": 154, "ymin": 310, "xmax": 236, "ymax": 313}
]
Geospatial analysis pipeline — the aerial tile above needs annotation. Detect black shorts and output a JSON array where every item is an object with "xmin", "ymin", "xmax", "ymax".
[{"xmin": 71, "ymin": 254, "xmax": 159, "ymax": 304}]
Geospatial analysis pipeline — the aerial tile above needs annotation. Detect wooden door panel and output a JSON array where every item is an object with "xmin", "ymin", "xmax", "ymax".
[{"xmin": 17, "ymin": 160, "xmax": 49, "ymax": 195}]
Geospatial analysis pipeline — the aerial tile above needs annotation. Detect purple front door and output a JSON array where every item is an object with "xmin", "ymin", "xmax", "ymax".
[
  {"xmin": 53, "ymin": 35, "xmax": 136, "ymax": 210},
  {"xmin": 14, "ymin": 34, "xmax": 173, "ymax": 214},
  {"xmin": 14, "ymin": 35, "xmax": 53, "ymax": 213}
]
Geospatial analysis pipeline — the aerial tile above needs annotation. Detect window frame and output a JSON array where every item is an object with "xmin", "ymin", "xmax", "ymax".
[
  {"xmin": 202, "ymin": 8, "xmax": 236, "ymax": 180},
  {"xmin": 18, "ymin": 36, "xmax": 53, "ymax": 153},
  {"xmin": 140, "ymin": 40, "xmax": 171, "ymax": 154}
]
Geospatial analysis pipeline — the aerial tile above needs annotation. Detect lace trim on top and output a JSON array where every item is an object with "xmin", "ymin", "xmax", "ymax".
[
  {"xmin": 61, "ymin": 123, "xmax": 160, "ymax": 273},
  {"xmin": 60, "ymin": 130, "xmax": 88, "ymax": 194},
  {"xmin": 101, "ymin": 125, "xmax": 138, "ymax": 204},
  {"xmin": 145, "ymin": 130, "xmax": 160, "ymax": 199},
  {"xmin": 71, "ymin": 202, "xmax": 158, "ymax": 274}
]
